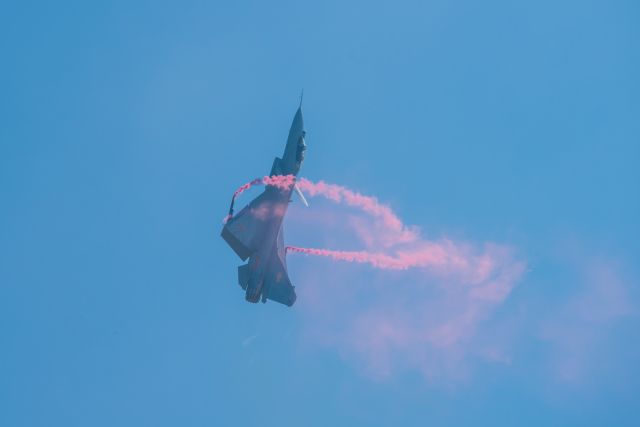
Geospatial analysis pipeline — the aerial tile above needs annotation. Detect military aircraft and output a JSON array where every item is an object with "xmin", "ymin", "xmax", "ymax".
[{"xmin": 221, "ymin": 102, "xmax": 308, "ymax": 306}]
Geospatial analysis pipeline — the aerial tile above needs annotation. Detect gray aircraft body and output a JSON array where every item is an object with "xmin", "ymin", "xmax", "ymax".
[{"xmin": 220, "ymin": 105, "xmax": 307, "ymax": 306}]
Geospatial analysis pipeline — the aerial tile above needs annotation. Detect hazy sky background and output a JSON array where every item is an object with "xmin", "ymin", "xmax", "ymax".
[{"xmin": 1, "ymin": 1, "xmax": 639, "ymax": 426}]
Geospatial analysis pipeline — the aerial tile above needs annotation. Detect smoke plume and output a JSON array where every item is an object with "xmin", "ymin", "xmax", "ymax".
[{"xmin": 225, "ymin": 175, "xmax": 527, "ymax": 380}]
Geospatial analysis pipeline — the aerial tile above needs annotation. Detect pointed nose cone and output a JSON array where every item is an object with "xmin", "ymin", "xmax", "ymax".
[
  {"xmin": 285, "ymin": 105, "xmax": 304, "ymax": 151},
  {"xmin": 293, "ymin": 90, "xmax": 305, "ymax": 133},
  {"xmin": 291, "ymin": 105, "xmax": 304, "ymax": 135},
  {"xmin": 282, "ymin": 102, "xmax": 307, "ymax": 173}
]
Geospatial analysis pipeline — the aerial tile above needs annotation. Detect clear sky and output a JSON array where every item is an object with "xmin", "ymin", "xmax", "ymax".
[{"xmin": 1, "ymin": 1, "xmax": 639, "ymax": 426}]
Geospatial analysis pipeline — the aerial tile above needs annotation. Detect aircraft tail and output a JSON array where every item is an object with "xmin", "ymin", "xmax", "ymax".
[
  {"xmin": 238, "ymin": 264, "xmax": 250, "ymax": 290},
  {"xmin": 262, "ymin": 252, "xmax": 296, "ymax": 306}
]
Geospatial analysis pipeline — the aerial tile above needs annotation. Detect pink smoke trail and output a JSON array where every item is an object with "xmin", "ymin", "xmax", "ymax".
[
  {"xmin": 296, "ymin": 178, "xmax": 418, "ymax": 245},
  {"xmin": 263, "ymin": 174, "xmax": 296, "ymax": 189},
  {"xmin": 226, "ymin": 175, "xmax": 416, "ymax": 244},
  {"xmin": 222, "ymin": 178, "xmax": 527, "ymax": 382},
  {"xmin": 223, "ymin": 175, "xmax": 297, "ymax": 224},
  {"xmin": 225, "ymin": 174, "xmax": 430, "ymax": 269},
  {"xmin": 233, "ymin": 178, "xmax": 263, "ymax": 197},
  {"xmin": 233, "ymin": 175, "xmax": 296, "ymax": 197},
  {"xmin": 285, "ymin": 246, "xmax": 450, "ymax": 270}
]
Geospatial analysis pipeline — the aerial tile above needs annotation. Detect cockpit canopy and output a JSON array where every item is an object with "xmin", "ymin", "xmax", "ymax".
[{"xmin": 296, "ymin": 134, "xmax": 306, "ymax": 163}]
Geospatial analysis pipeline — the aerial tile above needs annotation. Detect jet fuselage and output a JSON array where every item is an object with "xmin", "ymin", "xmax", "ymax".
[{"xmin": 221, "ymin": 104, "xmax": 306, "ymax": 306}]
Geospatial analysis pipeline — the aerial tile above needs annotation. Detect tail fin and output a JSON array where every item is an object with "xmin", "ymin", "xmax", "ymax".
[{"xmin": 238, "ymin": 264, "xmax": 250, "ymax": 290}]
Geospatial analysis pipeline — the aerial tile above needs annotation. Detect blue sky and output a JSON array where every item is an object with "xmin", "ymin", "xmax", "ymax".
[{"xmin": 1, "ymin": 1, "xmax": 639, "ymax": 426}]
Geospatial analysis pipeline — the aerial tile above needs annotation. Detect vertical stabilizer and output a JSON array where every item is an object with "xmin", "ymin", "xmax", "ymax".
[{"xmin": 238, "ymin": 264, "xmax": 250, "ymax": 290}]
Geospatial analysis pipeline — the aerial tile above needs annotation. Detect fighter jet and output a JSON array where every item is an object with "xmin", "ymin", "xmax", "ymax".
[{"xmin": 220, "ymin": 102, "xmax": 308, "ymax": 306}]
